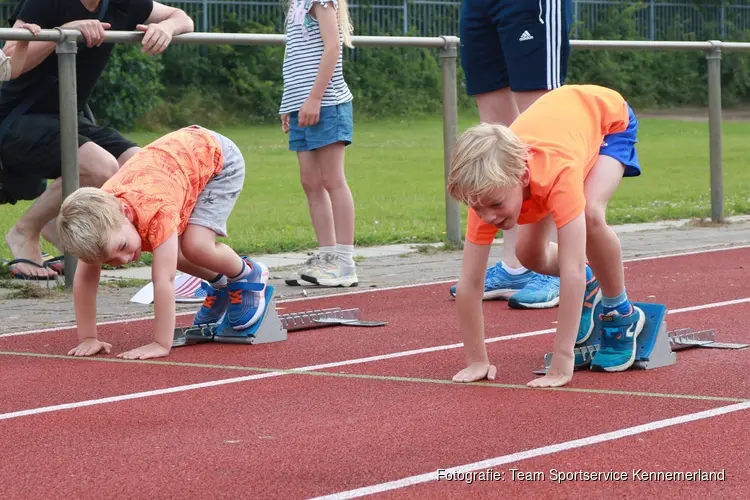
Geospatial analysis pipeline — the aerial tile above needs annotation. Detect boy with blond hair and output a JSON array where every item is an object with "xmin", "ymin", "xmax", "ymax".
[
  {"xmin": 447, "ymin": 84, "xmax": 644, "ymax": 388},
  {"xmin": 57, "ymin": 125, "xmax": 268, "ymax": 360}
]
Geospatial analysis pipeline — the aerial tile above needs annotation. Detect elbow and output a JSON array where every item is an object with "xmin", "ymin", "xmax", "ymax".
[{"xmin": 178, "ymin": 11, "xmax": 195, "ymax": 33}]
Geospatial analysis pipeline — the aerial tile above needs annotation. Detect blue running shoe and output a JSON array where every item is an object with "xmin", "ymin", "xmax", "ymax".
[
  {"xmin": 577, "ymin": 273, "xmax": 602, "ymax": 344},
  {"xmin": 227, "ymin": 259, "xmax": 269, "ymax": 330},
  {"xmin": 508, "ymin": 274, "xmax": 560, "ymax": 309},
  {"xmin": 449, "ymin": 261, "xmax": 536, "ymax": 300},
  {"xmin": 590, "ymin": 305, "xmax": 646, "ymax": 372},
  {"xmin": 192, "ymin": 282, "xmax": 229, "ymax": 326}
]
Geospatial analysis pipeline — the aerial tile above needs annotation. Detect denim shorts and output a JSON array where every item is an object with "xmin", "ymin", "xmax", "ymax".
[{"xmin": 288, "ymin": 100, "xmax": 353, "ymax": 152}]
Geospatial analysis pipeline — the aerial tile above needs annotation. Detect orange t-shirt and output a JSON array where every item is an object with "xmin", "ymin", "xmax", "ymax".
[
  {"xmin": 102, "ymin": 126, "xmax": 225, "ymax": 252},
  {"xmin": 465, "ymin": 85, "xmax": 630, "ymax": 245}
]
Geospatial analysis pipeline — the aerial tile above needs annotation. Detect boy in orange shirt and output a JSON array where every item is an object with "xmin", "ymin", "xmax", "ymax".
[
  {"xmin": 56, "ymin": 125, "xmax": 268, "ymax": 360},
  {"xmin": 447, "ymin": 84, "xmax": 644, "ymax": 388}
]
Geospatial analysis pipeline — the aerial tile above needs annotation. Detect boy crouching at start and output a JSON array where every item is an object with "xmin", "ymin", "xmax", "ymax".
[
  {"xmin": 447, "ymin": 85, "xmax": 645, "ymax": 388},
  {"xmin": 57, "ymin": 125, "xmax": 268, "ymax": 360}
]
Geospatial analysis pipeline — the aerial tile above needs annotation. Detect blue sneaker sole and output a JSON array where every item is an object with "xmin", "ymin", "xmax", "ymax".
[{"xmin": 508, "ymin": 295, "xmax": 560, "ymax": 310}]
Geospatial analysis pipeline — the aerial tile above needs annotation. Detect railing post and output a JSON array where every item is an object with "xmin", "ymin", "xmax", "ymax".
[
  {"xmin": 440, "ymin": 36, "xmax": 461, "ymax": 247},
  {"xmin": 56, "ymin": 30, "xmax": 79, "ymax": 288},
  {"xmin": 706, "ymin": 41, "xmax": 723, "ymax": 223}
]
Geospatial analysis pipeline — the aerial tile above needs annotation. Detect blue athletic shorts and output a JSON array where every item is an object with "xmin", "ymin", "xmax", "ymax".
[
  {"xmin": 600, "ymin": 103, "xmax": 641, "ymax": 177},
  {"xmin": 459, "ymin": 0, "xmax": 573, "ymax": 95},
  {"xmin": 288, "ymin": 101, "xmax": 353, "ymax": 152}
]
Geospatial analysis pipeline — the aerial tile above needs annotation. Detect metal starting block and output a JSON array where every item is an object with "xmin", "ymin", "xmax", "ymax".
[
  {"xmin": 172, "ymin": 285, "xmax": 387, "ymax": 348},
  {"xmin": 533, "ymin": 301, "xmax": 749, "ymax": 375}
]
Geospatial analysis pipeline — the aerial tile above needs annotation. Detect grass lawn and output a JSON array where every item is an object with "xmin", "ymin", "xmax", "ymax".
[{"xmin": 1, "ymin": 113, "xmax": 749, "ymax": 260}]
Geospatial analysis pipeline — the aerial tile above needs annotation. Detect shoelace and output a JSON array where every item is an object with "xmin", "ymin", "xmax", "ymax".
[
  {"xmin": 229, "ymin": 290, "xmax": 243, "ymax": 305},
  {"xmin": 523, "ymin": 274, "xmax": 556, "ymax": 291},
  {"xmin": 202, "ymin": 295, "xmax": 216, "ymax": 308}
]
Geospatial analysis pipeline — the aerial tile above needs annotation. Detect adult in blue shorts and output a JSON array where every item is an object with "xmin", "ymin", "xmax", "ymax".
[{"xmin": 450, "ymin": 0, "xmax": 574, "ymax": 310}]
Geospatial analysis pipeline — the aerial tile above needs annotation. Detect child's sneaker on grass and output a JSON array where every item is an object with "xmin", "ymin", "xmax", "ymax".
[
  {"xmin": 300, "ymin": 253, "xmax": 358, "ymax": 287},
  {"xmin": 449, "ymin": 261, "xmax": 537, "ymax": 300},
  {"xmin": 590, "ymin": 305, "xmax": 646, "ymax": 372},
  {"xmin": 576, "ymin": 266, "xmax": 602, "ymax": 344},
  {"xmin": 227, "ymin": 259, "xmax": 269, "ymax": 330},
  {"xmin": 285, "ymin": 253, "xmax": 323, "ymax": 286},
  {"xmin": 507, "ymin": 274, "xmax": 560, "ymax": 309},
  {"xmin": 192, "ymin": 282, "xmax": 229, "ymax": 326}
]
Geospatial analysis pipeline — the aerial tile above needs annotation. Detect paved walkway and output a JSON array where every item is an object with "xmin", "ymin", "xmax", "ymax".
[{"xmin": 2, "ymin": 216, "xmax": 750, "ymax": 335}]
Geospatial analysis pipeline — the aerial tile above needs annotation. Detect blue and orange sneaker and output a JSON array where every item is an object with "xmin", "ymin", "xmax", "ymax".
[
  {"xmin": 577, "ymin": 266, "xmax": 602, "ymax": 344},
  {"xmin": 590, "ymin": 305, "xmax": 646, "ymax": 372},
  {"xmin": 192, "ymin": 282, "xmax": 229, "ymax": 326},
  {"xmin": 226, "ymin": 258, "xmax": 269, "ymax": 330}
]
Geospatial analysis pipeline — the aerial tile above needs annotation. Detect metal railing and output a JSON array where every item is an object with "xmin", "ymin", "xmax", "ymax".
[{"xmin": 0, "ymin": 27, "xmax": 748, "ymax": 288}]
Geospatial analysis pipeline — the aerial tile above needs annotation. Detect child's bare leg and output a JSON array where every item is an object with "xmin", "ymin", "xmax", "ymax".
[
  {"xmin": 583, "ymin": 155, "xmax": 625, "ymax": 298},
  {"xmin": 298, "ymin": 151, "xmax": 336, "ymax": 248},
  {"xmin": 181, "ymin": 225, "xmax": 245, "ymax": 278},
  {"xmin": 515, "ymin": 216, "xmax": 558, "ymax": 277},
  {"xmin": 584, "ymin": 155, "xmax": 646, "ymax": 372},
  {"xmin": 316, "ymin": 142, "xmax": 354, "ymax": 247}
]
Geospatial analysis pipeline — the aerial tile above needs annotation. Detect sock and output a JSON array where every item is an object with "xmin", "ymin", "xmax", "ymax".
[
  {"xmin": 209, "ymin": 273, "xmax": 227, "ymax": 289},
  {"xmin": 228, "ymin": 259, "xmax": 251, "ymax": 282},
  {"xmin": 501, "ymin": 261, "xmax": 528, "ymax": 275},
  {"xmin": 601, "ymin": 290, "xmax": 632, "ymax": 316},
  {"xmin": 319, "ymin": 245, "xmax": 335, "ymax": 257},
  {"xmin": 335, "ymin": 243, "xmax": 355, "ymax": 268}
]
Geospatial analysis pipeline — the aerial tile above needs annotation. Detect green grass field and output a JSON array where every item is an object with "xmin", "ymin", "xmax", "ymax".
[{"xmin": 2, "ymin": 113, "xmax": 750, "ymax": 260}]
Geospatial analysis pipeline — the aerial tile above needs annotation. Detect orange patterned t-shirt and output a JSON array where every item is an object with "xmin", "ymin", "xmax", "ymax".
[{"xmin": 102, "ymin": 126, "xmax": 225, "ymax": 252}]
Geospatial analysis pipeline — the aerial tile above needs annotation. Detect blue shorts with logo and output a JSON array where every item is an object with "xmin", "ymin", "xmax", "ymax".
[
  {"xmin": 600, "ymin": 103, "xmax": 641, "ymax": 177},
  {"xmin": 460, "ymin": 0, "xmax": 573, "ymax": 95},
  {"xmin": 288, "ymin": 100, "xmax": 353, "ymax": 152}
]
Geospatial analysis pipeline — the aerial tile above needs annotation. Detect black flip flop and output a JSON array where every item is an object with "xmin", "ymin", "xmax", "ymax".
[{"xmin": 3, "ymin": 258, "xmax": 59, "ymax": 281}]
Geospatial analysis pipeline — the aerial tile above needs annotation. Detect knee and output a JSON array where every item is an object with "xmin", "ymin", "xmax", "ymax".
[
  {"xmin": 79, "ymin": 147, "xmax": 119, "ymax": 187},
  {"xmin": 299, "ymin": 169, "xmax": 323, "ymax": 194},
  {"xmin": 320, "ymin": 169, "xmax": 347, "ymax": 192},
  {"xmin": 180, "ymin": 236, "xmax": 209, "ymax": 264},
  {"xmin": 584, "ymin": 203, "xmax": 607, "ymax": 232},
  {"xmin": 515, "ymin": 238, "xmax": 542, "ymax": 271}
]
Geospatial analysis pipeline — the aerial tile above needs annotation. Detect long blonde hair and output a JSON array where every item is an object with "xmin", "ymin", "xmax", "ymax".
[{"xmin": 284, "ymin": 0, "xmax": 354, "ymax": 48}]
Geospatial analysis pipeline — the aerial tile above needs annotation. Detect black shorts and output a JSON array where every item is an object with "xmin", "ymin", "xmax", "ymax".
[
  {"xmin": 460, "ymin": 0, "xmax": 573, "ymax": 95},
  {"xmin": 0, "ymin": 113, "xmax": 138, "ymax": 202}
]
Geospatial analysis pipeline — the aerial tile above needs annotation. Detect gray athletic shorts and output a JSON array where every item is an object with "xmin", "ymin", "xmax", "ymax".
[{"xmin": 188, "ymin": 130, "xmax": 246, "ymax": 237}]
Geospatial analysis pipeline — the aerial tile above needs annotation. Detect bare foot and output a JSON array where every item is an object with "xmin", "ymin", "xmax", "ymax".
[
  {"xmin": 4, "ymin": 226, "xmax": 58, "ymax": 278},
  {"xmin": 453, "ymin": 362, "xmax": 497, "ymax": 382}
]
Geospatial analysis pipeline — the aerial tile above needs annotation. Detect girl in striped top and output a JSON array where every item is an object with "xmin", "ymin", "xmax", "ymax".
[{"xmin": 280, "ymin": 0, "xmax": 358, "ymax": 288}]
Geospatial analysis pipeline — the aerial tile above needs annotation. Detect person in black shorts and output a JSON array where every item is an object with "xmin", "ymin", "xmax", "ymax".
[
  {"xmin": 0, "ymin": 0, "xmax": 193, "ymax": 279},
  {"xmin": 449, "ymin": 0, "xmax": 573, "ymax": 310}
]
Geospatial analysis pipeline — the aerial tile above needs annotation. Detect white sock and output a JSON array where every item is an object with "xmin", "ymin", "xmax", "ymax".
[
  {"xmin": 335, "ymin": 243, "xmax": 355, "ymax": 267},
  {"xmin": 319, "ymin": 245, "xmax": 335, "ymax": 255},
  {"xmin": 228, "ymin": 259, "xmax": 251, "ymax": 282},
  {"xmin": 209, "ymin": 274, "xmax": 227, "ymax": 288},
  {"xmin": 502, "ymin": 261, "xmax": 528, "ymax": 275}
]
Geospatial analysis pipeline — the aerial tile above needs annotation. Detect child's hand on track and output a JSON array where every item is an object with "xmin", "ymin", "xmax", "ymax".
[
  {"xmin": 117, "ymin": 342, "xmax": 170, "ymax": 360},
  {"xmin": 68, "ymin": 338, "xmax": 112, "ymax": 357},
  {"xmin": 452, "ymin": 362, "xmax": 497, "ymax": 383}
]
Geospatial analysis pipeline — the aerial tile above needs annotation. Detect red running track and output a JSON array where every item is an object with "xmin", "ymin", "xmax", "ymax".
[{"xmin": 1, "ymin": 247, "xmax": 749, "ymax": 499}]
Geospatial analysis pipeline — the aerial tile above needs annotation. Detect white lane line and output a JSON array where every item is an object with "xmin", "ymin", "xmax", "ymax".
[
  {"xmin": 2, "ymin": 295, "xmax": 749, "ymax": 421},
  {"xmin": 309, "ymin": 400, "xmax": 750, "ymax": 499}
]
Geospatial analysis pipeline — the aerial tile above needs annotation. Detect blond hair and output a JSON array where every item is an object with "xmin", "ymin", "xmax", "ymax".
[
  {"xmin": 447, "ymin": 123, "xmax": 530, "ymax": 205},
  {"xmin": 284, "ymin": 0, "xmax": 354, "ymax": 48},
  {"xmin": 56, "ymin": 187, "xmax": 125, "ymax": 263}
]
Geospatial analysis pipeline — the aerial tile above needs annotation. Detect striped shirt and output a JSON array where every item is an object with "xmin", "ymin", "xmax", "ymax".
[{"xmin": 279, "ymin": 0, "xmax": 353, "ymax": 115}]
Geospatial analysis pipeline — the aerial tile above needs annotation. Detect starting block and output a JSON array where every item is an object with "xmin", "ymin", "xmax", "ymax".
[
  {"xmin": 172, "ymin": 284, "xmax": 387, "ymax": 348},
  {"xmin": 532, "ymin": 301, "xmax": 749, "ymax": 375}
]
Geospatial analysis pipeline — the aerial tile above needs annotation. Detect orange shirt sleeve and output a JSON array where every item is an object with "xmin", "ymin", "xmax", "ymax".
[{"xmin": 465, "ymin": 208, "xmax": 499, "ymax": 245}]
